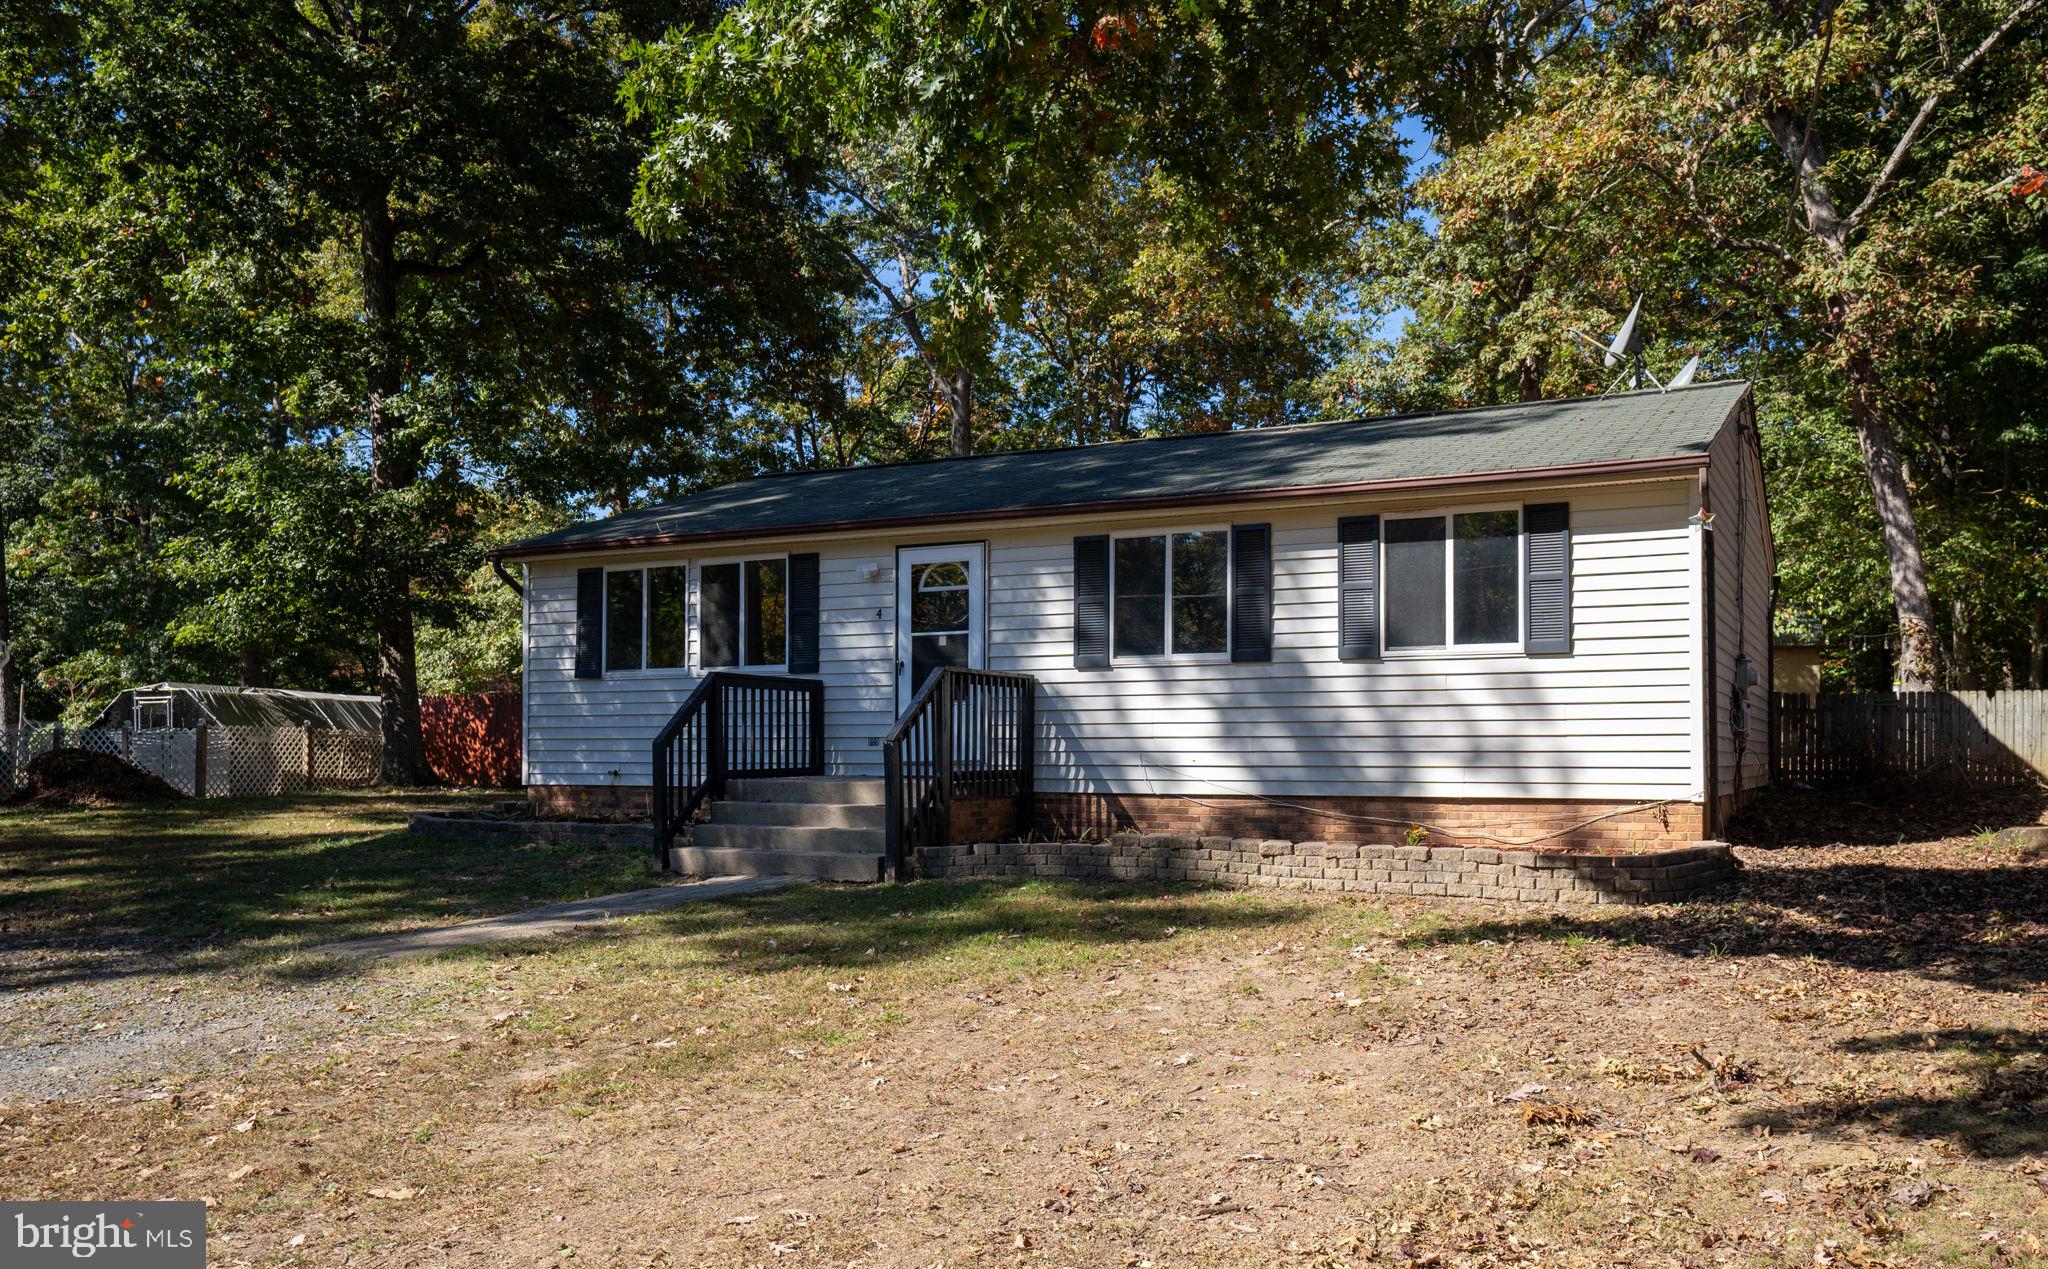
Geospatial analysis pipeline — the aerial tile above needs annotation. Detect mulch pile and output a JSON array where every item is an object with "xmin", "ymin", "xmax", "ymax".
[{"xmin": 4, "ymin": 748, "xmax": 187, "ymax": 808}]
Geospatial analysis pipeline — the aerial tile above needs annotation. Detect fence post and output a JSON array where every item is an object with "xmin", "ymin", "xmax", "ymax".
[
  {"xmin": 301, "ymin": 722, "xmax": 315, "ymax": 788},
  {"xmin": 808, "ymin": 679, "xmax": 825, "ymax": 776},
  {"xmin": 1015, "ymin": 678, "xmax": 1036, "ymax": 834},
  {"xmin": 936, "ymin": 671, "xmax": 955, "ymax": 850},
  {"xmin": 706, "ymin": 682, "xmax": 726, "ymax": 799},
  {"xmin": 883, "ymin": 737, "xmax": 903, "ymax": 882},
  {"xmin": 192, "ymin": 721, "xmax": 209, "ymax": 797},
  {"xmin": 52, "ymin": 722, "xmax": 64, "ymax": 751}
]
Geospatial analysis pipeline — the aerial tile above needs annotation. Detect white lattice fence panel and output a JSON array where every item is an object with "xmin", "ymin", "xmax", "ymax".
[
  {"xmin": 309, "ymin": 730, "xmax": 381, "ymax": 787},
  {"xmin": 130, "ymin": 728, "xmax": 198, "ymax": 796},
  {"xmin": 222, "ymin": 727, "xmax": 310, "ymax": 796},
  {"xmin": 0, "ymin": 725, "xmax": 55, "ymax": 790},
  {"xmin": 78, "ymin": 728, "xmax": 125, "ymax": 758}
]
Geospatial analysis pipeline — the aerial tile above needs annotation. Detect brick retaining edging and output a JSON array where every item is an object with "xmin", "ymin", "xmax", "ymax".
[
  {"xmin": 914, "ymin": 836, "xmax": 1737, "ymax": 905},
  {"xmin": 407, "ymin": 811, "xmax": 657, "ymax": 849}
]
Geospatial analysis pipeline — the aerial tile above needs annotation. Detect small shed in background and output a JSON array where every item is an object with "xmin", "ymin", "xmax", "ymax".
[
  {"xmin": 1772, "ymin": 643, "xmax": 1822, "ymax": 699},
  {"xmin": 88, "ymin": 683, "xmax": 383, "ymax": 733}
]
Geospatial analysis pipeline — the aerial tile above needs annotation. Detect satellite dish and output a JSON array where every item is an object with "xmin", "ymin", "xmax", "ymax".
[
  {"xmin": 1604, "ymin": 296, "xmax": 1643, "ymax": 368},
  {"xmin": 1566, "ymin": 295, "xmax": 1704, "ymax": 393}
]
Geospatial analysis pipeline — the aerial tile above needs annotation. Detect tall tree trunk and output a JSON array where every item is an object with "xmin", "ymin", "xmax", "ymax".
[
  {"xmin": 941, "ymin": 367, "xmax": 973, "ymax": 457},
  {"xmin": 1764, "ymin": 110, "xmax": 1944, "ymax": 692},
  {"xmin": 1839, "ymin": 338, "xmax": 1939, "ymax": 690},
  {"xmin": 362, "ymin": 200, "xmax": 431, "ymax": 785},
  {"xmin": 1515, "ymin": 350, "xmax": 1546, "ymax": 402},
  {"xmin": 2030, "ymin": 597, "xmax": 2045, "ymax": 689},
  {"xmin": 0, "ymin": 504, "xmax": 10, "ymax": 731},
  {"xmin": 237, "ymin": 645, "xmax": 265, "ymax": 689},
  {"xmin": 1949, "ymin": 597, "xmax": 1975, "ymax": 690}
]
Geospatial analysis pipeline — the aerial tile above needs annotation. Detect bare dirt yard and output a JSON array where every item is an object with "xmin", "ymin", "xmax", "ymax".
[{"xmin": 2, "ymin": 786, "xmax": 2045, "ymax": 1267}]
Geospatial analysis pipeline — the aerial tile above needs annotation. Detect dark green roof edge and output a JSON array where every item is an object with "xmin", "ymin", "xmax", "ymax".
[{"xmin": 498, "ymin": 381, "xmax": 1749, "ymax": 560}]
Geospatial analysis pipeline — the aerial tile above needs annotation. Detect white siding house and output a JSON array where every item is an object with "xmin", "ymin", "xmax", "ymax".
[{"xmin": 502, "ymin": 383, "xmax": 1772, "ymax": 850}]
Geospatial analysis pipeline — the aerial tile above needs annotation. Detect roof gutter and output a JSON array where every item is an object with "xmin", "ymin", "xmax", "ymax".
[{"xmin": 490, "ymin": 451, "xmax": 1710, "ymax": 562}]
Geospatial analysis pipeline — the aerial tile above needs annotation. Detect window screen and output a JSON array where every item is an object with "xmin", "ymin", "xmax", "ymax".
[
  {"xmin": 1113, "ymin": 536, "xmax": 1167, "ymax": 658},
  {"xmin": 647, "ymin": 566, "xmax": 689, "ymax": 669},
  {"xmin": 605, "ymin": 569, "xmax": 643, "ymax": 672},
  {"xmin": 1383, "ymin": 518, "xmax": 1445, "ymax": 650},
  {"xmin": 1172, "ymin": 531, "xmax": 1228, "ymax": 654},
  {"xmin": 700, "ymin": 563, "xmax": 740, "ymax": 669},
  {"xmin": 744, "ymin": 558, "xmax": 788, "ymax": 666},
  {"xmin": 1452, "ymin": 511, "xmax": 1519, "ymax": 645}
]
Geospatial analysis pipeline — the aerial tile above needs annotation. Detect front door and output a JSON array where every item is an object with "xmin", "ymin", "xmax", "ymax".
[{"xmin": 896, "ymin": 543, "xmax": 986, "ymax": 707}]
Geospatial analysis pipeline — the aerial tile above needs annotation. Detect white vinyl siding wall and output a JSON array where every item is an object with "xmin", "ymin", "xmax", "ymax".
[
  {"xmin": 1709, "ymin": 403, "xmax": 1775, "ymax": 798},
  {"xmin": 990, "ymin": 481, "xmax": 1699, "ymax": 801},
  {"xmin": 523, "ymin": 475, "xmax": 1706, "ymax": 803},
  {"xmin": 523, "ymin": 549, "xmax": 896, "ymax": 788}
]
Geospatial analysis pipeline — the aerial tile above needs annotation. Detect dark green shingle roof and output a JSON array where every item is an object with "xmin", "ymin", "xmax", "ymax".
[{"xmin": 500, "ymin": 382, "xmax": 1746, "ymax": 558}]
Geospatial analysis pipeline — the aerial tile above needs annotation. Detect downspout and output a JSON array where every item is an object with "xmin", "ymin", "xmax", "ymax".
[
  {"xmin": 491, "ymin": 558, "xmax": 525, "ymax": 598},
  {"xmin": 1767, "ymin": 573, "xmax": 1780, "ymax": 782},
  {"xmin": 1697, "ymin": 464, "xmax": 1720, "ymax": 839}
]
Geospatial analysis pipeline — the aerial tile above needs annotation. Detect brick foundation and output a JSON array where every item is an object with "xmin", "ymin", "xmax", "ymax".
[
  {"xmin": 525, "ymin": 784, "xmax": 1705, "ymax": 855},
  {"xmin": 950, "ymin": 795, "xmax": 1022, "ymax": 845},
  {"xmin": 1031, "ymin": 792, "xmax": 1703, "ymax": 852},
  {"xmin": 916, "ymin": 836, "xmax": 1737, "ymax": 905},
  {"xmin": 527, "ymin": 784, "xmax": 651, "ymax": 819}
]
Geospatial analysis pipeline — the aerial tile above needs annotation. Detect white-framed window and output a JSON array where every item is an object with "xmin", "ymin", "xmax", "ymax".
[
  {"xmin": 1382, "ymin": 505, "xmax": 1522, "ymax": 652},
  {"xmin": 603, "ymin": 563, "xmax": 690, "ymax": 673},
  {"xmin": 1111, "ymin": 527, "xmax": 1230, "ymax": 660},
  {"xmin": 699, "ymin": 556, "xmax": 788, "ymax": 670}
]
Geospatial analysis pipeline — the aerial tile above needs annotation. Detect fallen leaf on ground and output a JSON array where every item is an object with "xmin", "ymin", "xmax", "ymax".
[{"xmin": 1888, "ymin": 1178, "xmax": 1937, "ymax": 1208}]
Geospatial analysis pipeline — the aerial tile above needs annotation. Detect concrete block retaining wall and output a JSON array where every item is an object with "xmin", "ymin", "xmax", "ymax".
[{"xmin": 915, "ymin": 835, "xmax": 1737, "ymax": 905}]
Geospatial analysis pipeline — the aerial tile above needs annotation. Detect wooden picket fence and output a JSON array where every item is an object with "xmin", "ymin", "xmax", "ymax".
[{"xmin": 1772, "ymin": 691, "xmax": 2048, "ymax": 786}]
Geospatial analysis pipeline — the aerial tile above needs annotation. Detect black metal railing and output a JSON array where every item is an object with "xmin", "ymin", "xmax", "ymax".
[
  {"xmin": 651, "ymin": 672, "xmax": 825, "ymax": 868},
  {"xmin": 882, "ymin": 668, "xmax": 1036, "ymax": 879}
]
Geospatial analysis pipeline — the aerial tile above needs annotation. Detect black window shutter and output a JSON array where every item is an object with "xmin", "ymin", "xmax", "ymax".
[
  {"xmin": 1337, "ymin": 515, "xmax": 1381, "ymax": 660},
  {"xmin": 786, "ymin": 553, "xmax": 821, "ymax": 673},
  {"xmin": 574, "ymin": 567, "xmax": 604, "ymax": 679},
  {"xmin": 1230, "ymin": 523, "xmax": 1273, "ymax": 663},
  {"xmin": 1073, "ymin": 535, "xmax": 1110, "ymax": 669},
  {"xmin": 1524, "ymin": 502, "xmax": 1572, "ymax": 654}
]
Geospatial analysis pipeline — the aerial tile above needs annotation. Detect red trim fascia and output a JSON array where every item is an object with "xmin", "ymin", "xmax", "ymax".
[{"xmin": 492, "ymin": 452, "xmax": 1709, "ymax": 561}]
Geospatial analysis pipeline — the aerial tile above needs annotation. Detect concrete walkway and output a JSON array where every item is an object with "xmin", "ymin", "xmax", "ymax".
[{"xmin": 311, "ymin": 875, "xmax": 795, "ymax": 960}]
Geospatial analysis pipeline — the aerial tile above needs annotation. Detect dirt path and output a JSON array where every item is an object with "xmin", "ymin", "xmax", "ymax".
[
  {"xmin": 0, "ymin": 959, "xmax": 342, "ymax": 1101},
  {"xmin": 310, "ymin": 875, "xmax": 795, "ymax": 959}
]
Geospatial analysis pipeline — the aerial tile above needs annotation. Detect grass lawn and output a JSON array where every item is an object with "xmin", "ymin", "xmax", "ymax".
[
  {"xmin": 0, "ymin": 791, "xmax": 654, "ymax": 976},
  {"xmin": 2, "ymin": 789, "xmax": 2045, "ymax": 1266}
]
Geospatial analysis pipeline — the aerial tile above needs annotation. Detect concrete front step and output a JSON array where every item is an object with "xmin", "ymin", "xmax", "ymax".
[
  {"xmin": 667, "ymin": 845, "xmax": 884, "ymax": 883},
  {"xmin": 727, "ymin": 776, "xmax": 885, "ymax": 806},
  {"xmin": 711, "ymin": 799, "xmax": 886, "ymax": 830},
  {"xmin": 694, "ymin": 822, "xmax": 883, "ymax": 854}
]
